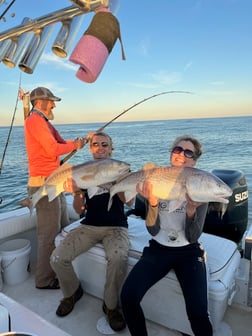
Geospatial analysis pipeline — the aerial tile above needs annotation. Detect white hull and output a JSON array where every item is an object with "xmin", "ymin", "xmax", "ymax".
[{"xmin": 0, "ymin": 195, "xmax": 251, "ymax": 336}]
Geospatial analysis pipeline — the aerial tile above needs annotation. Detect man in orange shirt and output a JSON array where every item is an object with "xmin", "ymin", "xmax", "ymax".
[{"xmin": 24, "ymin": 86, "xmax": 85, "ymax": 289}]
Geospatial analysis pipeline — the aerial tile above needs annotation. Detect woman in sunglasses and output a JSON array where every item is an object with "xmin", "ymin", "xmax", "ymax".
[{"xmin": 121, "ymin": 135, "xmax": 213, "ymax": 336}]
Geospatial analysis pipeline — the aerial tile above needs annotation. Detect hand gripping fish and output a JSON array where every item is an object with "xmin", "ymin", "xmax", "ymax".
[
  {"xmin": 108, "ymin": 163, "xmax": 233, "ymax": 212},
  {"xmin": 19, "ymin": 158, "xmax": 130, "ymax": 213}
]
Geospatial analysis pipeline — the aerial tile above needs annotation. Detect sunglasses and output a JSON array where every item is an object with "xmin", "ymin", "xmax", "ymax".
[
  {"xmin": 91, "ymin": 142, "xmax": 109, "ymax": 148},
  {"xmin": 171, "ymin": 146, "xmax": 195, "ymax": 159}
]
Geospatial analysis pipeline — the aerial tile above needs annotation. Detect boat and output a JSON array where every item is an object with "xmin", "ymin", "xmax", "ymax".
[
  {"xmin": 0, "ymin": 1, "xmax": 251, "ymax": 335},
  {"xmin": 0, "ymin": 170, "xmax": 251, "ymax": 336}
]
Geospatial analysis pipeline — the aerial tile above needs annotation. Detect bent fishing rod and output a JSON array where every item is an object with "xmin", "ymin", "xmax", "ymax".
[{"xmin": 60, "ymin": 90, "xmax": 193, "ymax": 165}]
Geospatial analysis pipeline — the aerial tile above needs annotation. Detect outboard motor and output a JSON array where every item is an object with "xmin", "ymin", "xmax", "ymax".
[{"xmin": 203, "ymin": 169, "xmax": 248, "ymax": 244}]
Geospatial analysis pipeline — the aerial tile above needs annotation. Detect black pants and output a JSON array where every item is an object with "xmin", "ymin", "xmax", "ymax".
[{"xmin": 121, "ymin": 239, "xmax": 213, "ymax": 336}]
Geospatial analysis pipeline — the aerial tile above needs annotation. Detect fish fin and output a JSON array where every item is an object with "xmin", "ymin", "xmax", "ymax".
[
  {"xmin": 107, "ymin": 196, "xmax": 113, "ymax": 211},
  {"xmin": 142, "ymin": 162, "xmax": 159, "ymax": 170},
  {"xmin": 167, "ymin": 200, "xmax": 184, "ymax": 213},
  {"xmin": 48, "ymin": 195, "xmax": 56, "ymax": 202},
  {"xmin": 207, "ymin": 202, "xmax": 228, "ymax": 219},
  {"xmin": 220, "ymin": 203, "xmax": 228, "ymax": 219},
  {"xmin": 18, "ymin": 197, "xmax": 30, "ymax": 208},
  {"xmin": 124, "ymin": 191, "xmax": 137, "ymax": 203},
  {"xmin": 98, "ymin": 182, "xmax": 114, "ymax": 190},
  {"xmin": 87, "ymin": 187, "xmax": 99, "ymax": 198},
  {"xmin": 18, "ymin": 197, "xmax": 34, "ymax": 216},
  {"xmin": 46, "ymin": 185, "xmax": 62, "ymax": 202}
]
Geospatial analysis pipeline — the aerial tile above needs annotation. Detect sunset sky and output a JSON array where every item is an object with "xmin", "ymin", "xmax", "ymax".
[{"xmin": 0, "ymin": 0, "xmax": 251, "ymax": 126}]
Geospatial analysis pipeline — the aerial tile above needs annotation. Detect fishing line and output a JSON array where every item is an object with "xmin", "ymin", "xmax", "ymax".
[
  {"xmin": 0, "ymin": 72, "xmax": 22, "ymax": 174},
  {"xmin": 60, "ymin": 90, "xmax": 193, "ymax": 164}
]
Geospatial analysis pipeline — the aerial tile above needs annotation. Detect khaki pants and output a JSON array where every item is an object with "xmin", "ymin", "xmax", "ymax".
[
  {"xmin": 50, "ymin": 225, "xmax": 130, "ymax": 310},
  {"xmin": 28, "ymin": 186, "xmax": 69, "ymax": 287}
]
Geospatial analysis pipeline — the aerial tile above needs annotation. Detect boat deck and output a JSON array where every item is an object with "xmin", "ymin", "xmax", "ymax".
[{"xmin": 2, "ymin": 268, "xmax": 252, "ymax": 336}]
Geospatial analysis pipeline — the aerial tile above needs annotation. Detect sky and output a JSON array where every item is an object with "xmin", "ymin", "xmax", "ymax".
[{"xmin": 0, "ymin": 0, "xmax": 251, "ymax": 126}]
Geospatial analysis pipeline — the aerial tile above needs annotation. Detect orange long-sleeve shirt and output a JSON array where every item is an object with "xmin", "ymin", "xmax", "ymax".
[{"xmin": 24, "ymin": 112, "xmax": 76, "ymax": 177}]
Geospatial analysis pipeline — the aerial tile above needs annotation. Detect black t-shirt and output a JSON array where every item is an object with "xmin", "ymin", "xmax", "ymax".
[{"xmin": 80, "ymin": 188, "xmax": 128, "ymax": 228}]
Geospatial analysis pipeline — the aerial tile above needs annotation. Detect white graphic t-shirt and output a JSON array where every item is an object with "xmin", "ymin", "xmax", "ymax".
[{"xmin": 153, "ymin": 200, "xmax": 190, "ymax": 247}]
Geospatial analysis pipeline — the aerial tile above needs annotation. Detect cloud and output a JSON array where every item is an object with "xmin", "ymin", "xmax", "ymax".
[
  {"xmin": 138, "ymin": 37, "xmax": 151, "ymax": 57},
  {"xmin": 40, "ymin": 52, "xmax": 78, "ymax": 71},
  {"xmin": 122, "ymin": 81, "xmax": 159, "ymax": 89},
  {"xmin": 150, "ymin": 70, "xmax": 182, "ymax": 85},
  {"xmin": 184, "ymin": 62, "xmax": 193, "ymax": 71},
  {"xmin": 0, "ymin": 80, "xmax": 20, "ymax": 87},
  {"xmin": 210, "ymin": 81, "xmax": 225, "ymax": 86}
]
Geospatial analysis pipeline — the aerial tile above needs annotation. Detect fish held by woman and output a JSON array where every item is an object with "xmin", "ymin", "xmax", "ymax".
[{"xmin": 108, "ymin": 164, "xmax": 233, "ymax": 213}]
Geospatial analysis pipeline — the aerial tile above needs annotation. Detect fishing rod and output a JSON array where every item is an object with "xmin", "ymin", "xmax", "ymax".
[
  {"xmin": 0, "ymin": 72, "xmax": 21, "ymax": 174},
  {"xmin": 60, "ymin": 90, "xmax": 193, "ymax": 165}
]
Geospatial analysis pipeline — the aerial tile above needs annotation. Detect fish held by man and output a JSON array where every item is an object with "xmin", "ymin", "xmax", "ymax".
[
  {"xmin": 19, "ymin": 158, "xmax": 131, "ymax": 213},
  {"xmin": 108, "ymin": 164, "xmax": 233, "ymax": 212}
]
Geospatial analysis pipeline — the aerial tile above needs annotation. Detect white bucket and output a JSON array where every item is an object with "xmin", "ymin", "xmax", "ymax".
[{"xmin": 0, "ymin": 239, "xmax": 31, "ymax": 285}]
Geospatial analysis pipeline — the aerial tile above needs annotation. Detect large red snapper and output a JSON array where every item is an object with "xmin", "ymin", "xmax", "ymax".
[
  {"xmin": 108, "ymin": 164, "xmax": 233, "ymax": 212},
  {"xmin": 19, "ymin": 158, "xmax": 130, "ymax": 212}
]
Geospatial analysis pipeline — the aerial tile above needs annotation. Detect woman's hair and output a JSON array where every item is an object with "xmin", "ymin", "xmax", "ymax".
[
  {"xmin": 89, "ymin": 131, "xmax": 114, "ymax": 150},
  {"xmin": 171, "ymin": 134, "xmax": 203, "ymax": 160}
]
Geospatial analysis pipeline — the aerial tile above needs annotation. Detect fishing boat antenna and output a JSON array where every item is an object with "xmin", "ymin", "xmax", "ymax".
[{"xmin": 0, "ymin": 71, "xmax": 21, "ymax": 174}]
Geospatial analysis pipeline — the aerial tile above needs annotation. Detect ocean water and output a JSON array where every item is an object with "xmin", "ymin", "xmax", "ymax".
[{"xmin": 0, "ymin": 116, "xmax": 251, "ymax": 229}]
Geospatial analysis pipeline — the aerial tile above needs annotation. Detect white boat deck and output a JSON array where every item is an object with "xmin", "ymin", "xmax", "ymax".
[
  {"xmin": 1, "ymin": 267, "xmax": 252, "ymax": 336},
  {"xmin": 0, "ymin": 202, "xmax": 251, "ymax": 336}
]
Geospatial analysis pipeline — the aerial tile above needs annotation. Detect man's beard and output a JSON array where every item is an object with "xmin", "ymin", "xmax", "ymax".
[{"xmin": 47, "ymin": 111, "xmax": 54, "ymax": 120}]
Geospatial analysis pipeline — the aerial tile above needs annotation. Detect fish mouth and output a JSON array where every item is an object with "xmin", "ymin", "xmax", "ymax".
[
  {"xmin": 214, "ymin": 192, "xmax": 232, "ymax": 203},
  {"xmin": 220, "ymin": 190, "xmax": 233, "ymax": 197},
  {"xmin": 118, "ymin": 166, "xmax": 131, "ymax": 174}
]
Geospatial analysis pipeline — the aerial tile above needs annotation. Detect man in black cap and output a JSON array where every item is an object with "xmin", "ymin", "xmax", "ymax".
[{"xmin": 24, "ymin": 86, "xmax": 85, "ymax": 289}]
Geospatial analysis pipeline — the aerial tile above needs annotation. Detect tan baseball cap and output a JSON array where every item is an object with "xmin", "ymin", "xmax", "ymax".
[{"xmin": 30, "ymin": 87, "xmax": 61, "ymax": 102}]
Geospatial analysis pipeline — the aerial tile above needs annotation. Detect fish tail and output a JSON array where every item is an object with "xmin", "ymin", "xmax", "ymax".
[{"xmin": 18, "ymin": 197, "xmax": 34, "ymax": 215}]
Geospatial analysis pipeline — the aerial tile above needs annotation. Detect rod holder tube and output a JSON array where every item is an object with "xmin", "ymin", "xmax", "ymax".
[
  {"xmin": 2, "ymin": 17, "xmax": 32, "ymax": 68},
  {"xmin": 52, "ymin": 15, "xmax": 84, "ymax": 58},
  {"xmin": 0, "ymin": 40, "xmax": 11, "ymax": 61},
  {"xmin": 18, "ymin": 24, "xmax": 55, "ymax": 74}
]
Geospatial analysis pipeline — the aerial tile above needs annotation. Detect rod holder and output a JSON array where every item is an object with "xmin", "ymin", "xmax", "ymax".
[
  {"xmin": 18, "ymin": 24, "xmax": 54, "ymax": 74},
  {"xmin": 1, "ymin": 17, "xmax": 32, "ymax": 68},
  {"xmin": 52, "ymin": 15, "xmax": 84, "ymax": 58}
]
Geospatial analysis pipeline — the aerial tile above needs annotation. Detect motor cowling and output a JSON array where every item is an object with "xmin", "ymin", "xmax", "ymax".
[{"xmin": 203, "ymin": 169, "xmax": 248, "ymax": 243}]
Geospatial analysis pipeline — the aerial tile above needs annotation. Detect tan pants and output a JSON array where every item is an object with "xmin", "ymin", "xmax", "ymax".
[
  {"xmin": 28, "ymin": 186, "xmax": 69, "ymax": 287},
  {"xmin": 50, "ymin": 225, "xmax": 130, "ymax": 310}
]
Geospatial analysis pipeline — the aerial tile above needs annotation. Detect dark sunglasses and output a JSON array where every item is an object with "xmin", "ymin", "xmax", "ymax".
[
  {"xmin": 171, "ymin": 146, "xmax": 195, "ymax": 159},
  {"xmin": 91, "ymin": 142, "xmax": 109, "ymax": 148}
]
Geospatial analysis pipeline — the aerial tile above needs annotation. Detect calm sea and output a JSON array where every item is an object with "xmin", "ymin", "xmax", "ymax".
[{"xmin": 0, "ymin": 116, "xmax": 251, "ymax": 229}]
